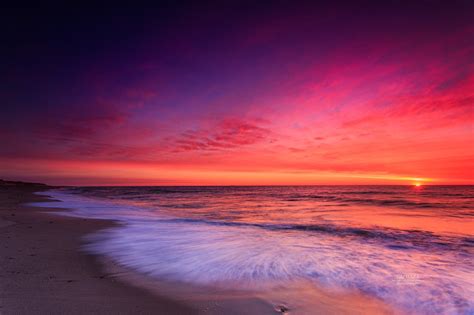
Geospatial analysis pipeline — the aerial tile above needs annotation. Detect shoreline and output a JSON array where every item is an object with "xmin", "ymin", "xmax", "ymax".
[
  {"xmin": 1, "ymin": 183, "xmax": 396, "ymax": 314},
  {"xmin": 0, "ymin": 183, "xmax": 276, "ymax": 314},
  {"xmin": 0, "ymin": 183, "xmax": 195, "ymax": 314}
]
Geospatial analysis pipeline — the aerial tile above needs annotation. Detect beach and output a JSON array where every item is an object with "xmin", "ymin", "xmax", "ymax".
[
  {"xmin": 0, "ymin": 182, "xmax": 396, "ymax": 315},
  {"xmin": 0, "ymin": 182, "xmax": 197, "ymax": 314},
  {"xmin": 1, "ymin": 182, "xmax": 471, "ymax": 314},
  {"xmin": 0, "ymin": 182, "xmax": 289, "ymax": 314}
]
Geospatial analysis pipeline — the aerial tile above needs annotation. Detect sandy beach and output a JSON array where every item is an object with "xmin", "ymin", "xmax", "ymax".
[
  {"xmin": 0, "ymin": 182, "xmax": 281, "ymax": 314},
  {"xmin": 0, "ymin": 181, "xmax": 400, "ymax": 315},
  {"xmin": 0, "ymin": 182, "xmax": 195, "ymax": 314}
]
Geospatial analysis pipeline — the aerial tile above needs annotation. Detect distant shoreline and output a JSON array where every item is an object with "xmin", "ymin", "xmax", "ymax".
[{"xmin": 2, "ymin": 179, "xmax": 473, "ymax": 187}]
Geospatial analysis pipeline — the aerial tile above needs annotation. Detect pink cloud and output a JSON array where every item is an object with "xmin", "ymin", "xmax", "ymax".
[{"xmin": 171, "ymin": 118, "xmax": 272, "ymax": 153}]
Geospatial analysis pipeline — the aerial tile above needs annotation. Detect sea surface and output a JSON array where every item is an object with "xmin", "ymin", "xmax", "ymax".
[{"xmin": 34, "ymin": 186, "xmax": 473, "ymax": 314}]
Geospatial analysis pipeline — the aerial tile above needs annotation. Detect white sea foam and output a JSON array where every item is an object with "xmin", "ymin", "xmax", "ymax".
[{"xmin": 32, "ymin": 190, "xmax": 474, "ymax": 314}]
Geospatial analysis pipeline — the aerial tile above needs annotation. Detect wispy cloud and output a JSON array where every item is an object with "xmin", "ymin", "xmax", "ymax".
[{"xmin": 172, "ymin": 118, "xmax": 272, "ymax": 152}]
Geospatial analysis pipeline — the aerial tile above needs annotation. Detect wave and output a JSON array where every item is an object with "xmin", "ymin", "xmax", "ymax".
[
  {"xmin": 31, "ymin": 190, "xmax": 474, "ymax": 314},
  {"xmin": 156, "ymin": 218, "xmax": 473, "ymax": 253},
  {"xmin": 85, "ymin": 221, "xmax": 474, "ymax": 315}
]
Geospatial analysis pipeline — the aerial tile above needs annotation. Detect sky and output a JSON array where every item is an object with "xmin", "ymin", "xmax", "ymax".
[{"xmin": 1, "ymin": 1, "xmax": 473, "ymax": 185}]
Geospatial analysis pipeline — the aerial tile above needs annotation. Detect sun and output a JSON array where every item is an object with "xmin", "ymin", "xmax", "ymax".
[{"xmin": 414, "ymin": 182, "xmax": 422, "ymax": 187}]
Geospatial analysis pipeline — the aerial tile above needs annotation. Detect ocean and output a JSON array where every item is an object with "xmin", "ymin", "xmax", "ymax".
[{"xmin": 33, "ymin": 186, "xmax": 473, "ymax": 314}]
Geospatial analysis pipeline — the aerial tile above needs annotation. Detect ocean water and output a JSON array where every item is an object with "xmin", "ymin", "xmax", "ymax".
[{"xmin": 34, "ymin": 186, "xmax": 473, "ymax": 314}]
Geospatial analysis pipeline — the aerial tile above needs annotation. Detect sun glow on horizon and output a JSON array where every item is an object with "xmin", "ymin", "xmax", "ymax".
[{"xmin": 0, "ymin": 157, "xmax": 444, "ymax": 186}]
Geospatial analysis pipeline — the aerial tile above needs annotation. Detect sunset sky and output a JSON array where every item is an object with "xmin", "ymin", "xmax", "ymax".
[{"xmin": 1, "ymin": 1, "xmax": 473, "ymax": 185}]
